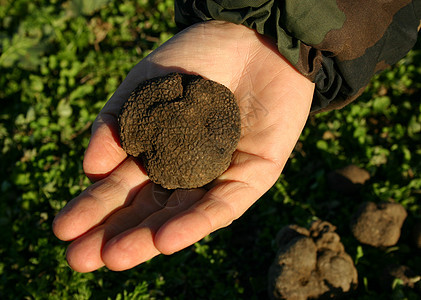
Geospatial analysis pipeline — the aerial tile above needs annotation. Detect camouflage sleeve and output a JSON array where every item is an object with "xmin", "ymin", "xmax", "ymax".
[{"xmin": 174, "ymin": 0, "xmax": 421, "ymax": 113}]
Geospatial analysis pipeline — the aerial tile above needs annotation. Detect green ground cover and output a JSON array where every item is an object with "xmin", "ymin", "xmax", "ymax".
[{"xmin": 1, "ymin": 0, "xmax": 420, "ymax": 298}]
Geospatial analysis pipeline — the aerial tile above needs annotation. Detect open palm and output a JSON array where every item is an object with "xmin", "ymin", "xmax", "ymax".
[{"xmin": 53, "ymin": 21, "xmax": 314, "ymax": 272}]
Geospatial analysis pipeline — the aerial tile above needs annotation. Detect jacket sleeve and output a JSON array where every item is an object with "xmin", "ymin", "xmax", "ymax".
[{"xmin": 174, "ymin": 0, "xmax": 421, "ymax": 113}]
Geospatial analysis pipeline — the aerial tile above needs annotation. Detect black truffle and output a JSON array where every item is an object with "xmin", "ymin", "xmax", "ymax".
[{"xmin": 118, "ymin": 73, "xmax": 241, "ymax": 189}]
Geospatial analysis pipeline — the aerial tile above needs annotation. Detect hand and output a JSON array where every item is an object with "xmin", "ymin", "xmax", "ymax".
[{"xmin": 53, "ymin": 21, "xmax": 315, "ymax": 272}]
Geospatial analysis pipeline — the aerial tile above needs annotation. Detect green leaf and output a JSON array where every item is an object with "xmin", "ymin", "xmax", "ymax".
[
  {"xmin": 316, "ymin": 140, "xmax": 328, "ymax": 151},
  {"xmin": 57, "ymin": 99, "xmax": 73, "ymax": 118},
  {"xmin": 13, "ymin": 173, "xmax": 30, "ymax": 186},
  {"xmin": 408, "ymin": 115, "xmax": 421, "ymax": 138},
  {"xmin": 372, "ymin": 96, "xmax": 391, "ymax": 113},
  {"xmin": 70, "ymin": 0, "xmax": 112, "ymax": 16},
  {"xmin": 355, "ymin": 245, "xmax": 364, "ymax": 264},
  {"xmin": 69, "ymin": 85, "xmax": 94, "ymax": 101}
]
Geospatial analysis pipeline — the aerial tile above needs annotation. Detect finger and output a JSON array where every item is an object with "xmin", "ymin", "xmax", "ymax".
[
  {"xmin": 65, "ymin": 225, "xmax": 106, "ymax": 273},
  {"xmin": 154, "ymin": 152, "xmax": 281, "ymax": 255},
  {"xmin": 101, "ymin": 188, "xmax": 206, "ymax": 271},
  {"xmin": 53, "ymin": 157, "xmax": 149, "ymax": 241},
  {"xmin": 65, "ymin": 183, "xmax": 172, "ymax": 272},
  {"xmin": 83, "ymin": 113, "xmax": 127, "ymax": 181}
]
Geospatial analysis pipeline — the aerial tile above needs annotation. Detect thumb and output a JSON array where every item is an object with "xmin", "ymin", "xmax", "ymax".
[{"xmin": 83, "ymin": 113, "xmax": 127, "ymax": 182}]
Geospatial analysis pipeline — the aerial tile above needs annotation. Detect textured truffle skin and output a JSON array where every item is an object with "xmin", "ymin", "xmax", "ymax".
[{"xmin": 118, "ymin": 73, "xmax": 241, "ymax": 189}]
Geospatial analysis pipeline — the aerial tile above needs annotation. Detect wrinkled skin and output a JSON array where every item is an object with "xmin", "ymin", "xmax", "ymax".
[{"xmin": 52, "ymin": 21, "xmax": 314, "ymax": 272}]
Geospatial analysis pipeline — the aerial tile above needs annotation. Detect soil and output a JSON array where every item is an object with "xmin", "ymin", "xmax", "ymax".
[
  {"xmin": 380, "ymin": 264, "xmax": 421, "ymax": 290},
  {"xmin": 411, "ymin": 220, "xmax": 421, "ymax": 249}
]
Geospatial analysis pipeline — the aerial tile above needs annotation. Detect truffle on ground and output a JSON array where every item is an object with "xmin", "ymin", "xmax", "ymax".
[
  {"xmin": 327, "ymin": 164, "xmax": 370, "ymax": 195},
  {"xmin": 350, "ymin": 201, "xmax": 407, "ymax": 247},
  {"xmin": 118, "ymin": 73, "xmax": 241, "ymax": 189},
  {"xmin": 268, "ymin": 220, "xmax": 358, "ymax": 300}
]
